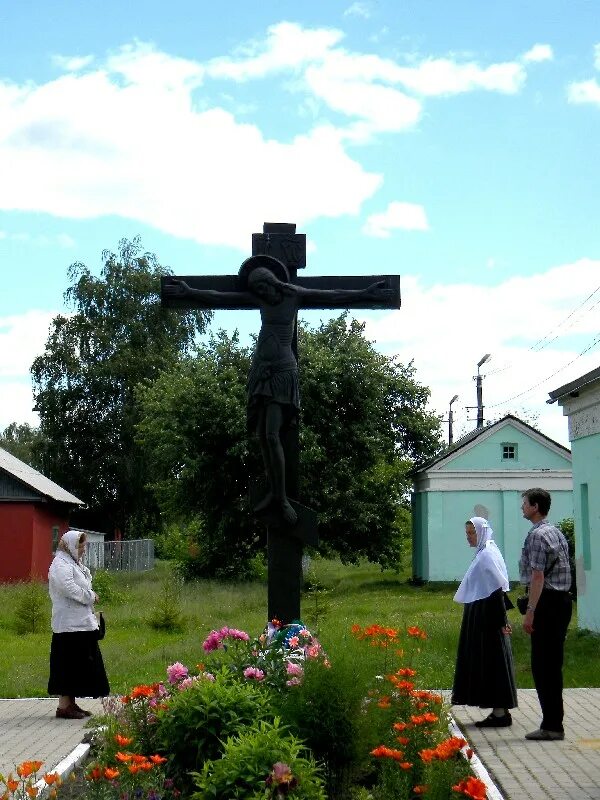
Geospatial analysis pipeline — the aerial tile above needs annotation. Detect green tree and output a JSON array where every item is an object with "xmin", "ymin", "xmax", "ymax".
[
  {"xmin": 298, "ymin": 315, "xmax": 441, "ymax": 567},
  {"xmin": 136, "ymin": 330, "xmax": 261, "ymax": 578},
  {"xmin": 137, "ymin": 316, "xmax": 442, "ymax": 574},
  {"xmin": 0, "ymin": 422, "xmax": 47, "ymax": 469},
  {"xmin": 31, "ymin": 237, "xmax": 211, "ymax": 533}
]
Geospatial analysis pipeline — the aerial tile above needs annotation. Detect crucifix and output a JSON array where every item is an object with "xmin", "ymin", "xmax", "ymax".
[{"xmin": 161, "ymin": 222, "xmax": 400, "ymax": 624}]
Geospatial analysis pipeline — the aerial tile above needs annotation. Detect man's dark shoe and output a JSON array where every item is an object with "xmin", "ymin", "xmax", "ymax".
[
  {"xmin": 74, "ymin": 704, "xmax": 92, "ymax": 717},
  {"xmin": 475, "ymin": 712, "xmax": 512, "ymax": 728},
  {"xmin": 56, "ymin": 704, "xmax": 86, "ymax": 720},
  {"xmin": 525, "ymin": 728, "xmax": 564, "ymax": 741}
]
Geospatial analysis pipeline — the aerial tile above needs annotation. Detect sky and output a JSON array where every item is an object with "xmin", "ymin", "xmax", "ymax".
[{"xmin": 1, "ymin": 0, "xmax": 599, "ymax": 448}]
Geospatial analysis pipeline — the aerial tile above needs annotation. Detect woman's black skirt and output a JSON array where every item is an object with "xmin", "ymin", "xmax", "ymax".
[{"xmin": 48, "ymin": 631, "xmax": 110, "ymax": 698}]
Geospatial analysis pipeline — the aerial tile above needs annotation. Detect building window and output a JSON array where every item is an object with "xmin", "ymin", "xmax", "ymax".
[
  {"xmin": 502, "ymin": 443, "xmax": 517, "ymax": 461},
  {"xmin": 52, "ymin": 526, "xmax": 60, "ymax": 552}
]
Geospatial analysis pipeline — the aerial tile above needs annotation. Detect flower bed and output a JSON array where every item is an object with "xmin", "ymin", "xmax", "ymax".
[{"xmin": 3, "ymin": 621, "xmax": 486, "ymax": 800}]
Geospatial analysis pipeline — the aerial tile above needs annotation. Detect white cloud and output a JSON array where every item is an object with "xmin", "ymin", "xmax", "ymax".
[
  {"xmin": 52, "ymin": 54, "xmax": 95, "ymax": 72},
  {"xmin": 360, "ymin": 258, "xmax": 600, "ymax": 448},
  {"xmin": 568, "ymin": 79, "xmax": 600, "ymax": 106},
  {"xmin": 0, "ymin": 310, "xmax": 55, "ymax": 378},
  {"xmin": 0, "ymin": 29, "xmax": 539, "ymax": 246},
  {"xmin": 0, "ymin": 382, "xmax": 39, "ymax": 431},
  {"xmin": 207, "ymin": 22, "xmax": 343, "ymax": 81},
  {"xmin": 567, "ymin": 44, "xmax": 600, "ymax": 107},
  {"xmin": 363, "ymin": 202, "xmax": 429, "ymax": 237},
  {"xmin": 522, "ymin": 44, "xmax": 554, "ymax": 63},
  {"xmin": 0, "ymin": 44, "xmax": 381, "ymax": 250},
  {"xmin": 344, "ymin": 2, "xmax": 372, "ymax": 19}
]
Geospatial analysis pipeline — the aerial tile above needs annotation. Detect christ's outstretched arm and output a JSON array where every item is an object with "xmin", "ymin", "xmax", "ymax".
[
  {"xmin": 162, "ymin": 279, "xmax": 258, "ymax": 307},
  {"xmin": 295, "ymin": 280, "xmax": 395, "ymax": 306}
]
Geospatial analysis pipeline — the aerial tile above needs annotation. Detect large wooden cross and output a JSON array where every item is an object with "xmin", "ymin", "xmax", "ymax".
[{"xmin": 161, "ymin": 222, "xmax": 400, "ymax": 624}]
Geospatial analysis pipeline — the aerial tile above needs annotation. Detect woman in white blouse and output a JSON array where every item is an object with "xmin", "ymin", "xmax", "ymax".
[{"xmin": 48, "ymin": 530, "xmax": 109, "ymax": 719}]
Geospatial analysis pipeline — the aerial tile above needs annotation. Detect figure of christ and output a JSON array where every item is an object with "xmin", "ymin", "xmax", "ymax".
[{"xmin": 163, "ymin": 256, "xmax": 393, "ymax": 526}]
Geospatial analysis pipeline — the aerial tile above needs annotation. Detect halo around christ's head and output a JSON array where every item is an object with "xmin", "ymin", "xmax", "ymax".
[{"xmin": 238, "ymin": 255, "xmax": 290, "ymax": 289}]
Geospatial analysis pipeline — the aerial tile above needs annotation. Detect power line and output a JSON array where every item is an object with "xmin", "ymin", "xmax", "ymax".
[
  {"xmin": 487, "ymin": 285, "xmax": 600, "ymax": 378},
  {"xmin": 486, "ymin": 331, "xmax": 600, "ymax": 409}
]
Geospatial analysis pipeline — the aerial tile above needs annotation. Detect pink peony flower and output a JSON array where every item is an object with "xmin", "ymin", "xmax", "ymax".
[
  {"xmin": 286, "ymin": 662, "xmax": 304, "ymax": 677},
  {"xmin": 243, "ymin": 666, "xmax": 265, "ymax": 681},
  {"xmin": 202, "ymin": 631, "xmax": 224, "ymax": 652},
  {"xmin": 286, "ymin": 677, "xmax": 301, "ymax": 687},
  {"xmin": 167, "ymin": 662, "xmax": 189, "ymax": 684},
  {"xmin": 288, "ymin": 636, "xmax": 300, "ymax": 648},
  {"xmin": 221, "ymin": 627, "xmax": 250, "ymax": 642},
  {"xmin": 201, "ymin": 672, "xmax": 215, "ymax": 682},
  {"xmin": 300, "ymin": 629, "xmax": 311, "ymax": 638},
  {"xmin": 306, "ymin": 644, "xmax": 321, "ymax": 659}
]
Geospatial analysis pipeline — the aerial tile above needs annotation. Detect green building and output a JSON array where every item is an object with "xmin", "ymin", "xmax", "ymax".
[
  {"xmin": 549, "ymin": 367, "xmax": 600, "ymax": 632},
  {"xmin": 412, "ymin": 415, "xmax": 573, "ymax": 584}
]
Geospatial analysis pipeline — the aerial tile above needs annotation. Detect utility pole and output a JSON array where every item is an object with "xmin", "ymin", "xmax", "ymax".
[
  {"xmin": 475, "ymin": 354, "xmax": 491, "ymax": 428},
  {"xmin": 448, "ymin": 394, "xmax": 459, "ymax": 444}
]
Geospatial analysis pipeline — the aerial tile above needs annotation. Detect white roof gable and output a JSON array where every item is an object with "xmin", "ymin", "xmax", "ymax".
[{"xmin": 0, "ymin": 447, "xmax": 83, "ymax": 505}]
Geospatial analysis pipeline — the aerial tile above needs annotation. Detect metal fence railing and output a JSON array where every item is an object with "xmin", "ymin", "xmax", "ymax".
[{"xmin": 85, "ymin": 539, "xmax": 155, "ymax": 572}]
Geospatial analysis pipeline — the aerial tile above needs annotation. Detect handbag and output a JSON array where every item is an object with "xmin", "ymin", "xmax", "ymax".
[
  {"xmin": 516, "ymin": 596, "xmax": 529, "ymax": 615},
  {"xmin": 96, "ymin": 611, "xmax": 106, "ymax": 640}
]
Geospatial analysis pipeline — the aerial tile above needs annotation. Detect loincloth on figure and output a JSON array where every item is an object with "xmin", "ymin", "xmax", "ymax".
[{"xmin": 247, "ymin": 358, "xmax": 300, "ymax": 433}]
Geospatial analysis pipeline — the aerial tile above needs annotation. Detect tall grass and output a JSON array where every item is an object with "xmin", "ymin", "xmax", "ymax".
[{"xmin": 0, "ymin": 558, "xmax": 597, "ymax": 697}]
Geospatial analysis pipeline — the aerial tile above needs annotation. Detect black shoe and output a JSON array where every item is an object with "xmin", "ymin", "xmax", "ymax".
[{"xmin": 475, "ymin": 712, "xmax": 512, "ymax": 728}]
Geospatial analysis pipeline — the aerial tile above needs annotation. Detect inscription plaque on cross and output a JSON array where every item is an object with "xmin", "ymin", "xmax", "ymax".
[{"xmin": 161, "ymin": 222, "xmax": 400, "ymax": 624}]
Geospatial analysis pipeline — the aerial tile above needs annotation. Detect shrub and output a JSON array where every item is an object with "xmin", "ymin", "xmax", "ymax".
[
  {"xmin": 92, "ymin": 569, "xmax": 125, "ymax": 605},
  {"xmin": 191, "ymin": 718, "xmax": 327, "ymax": 800},
  {"xmin": 149, "ymin": 575, "xmax": 185, "ymax": 632},
  {"xmin": 14, "ymin": 581, "xmax": 48, "ymax": 634},
  {"xmin": 156, "ymin": 670, "xmax": 274, "ymax": 793},
  {"xmin": 274, "ymin": 654, "xmax": 373, "ymax": 798}
]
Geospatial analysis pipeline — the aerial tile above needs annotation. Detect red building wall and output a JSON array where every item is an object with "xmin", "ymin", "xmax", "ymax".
[
  {"xmin": 0, "ymin": 503, "xmax": 70, "ymax": 582},
  {"xmin": 32, "ymin": 505, "xmax": 70, "ymax": 581}
]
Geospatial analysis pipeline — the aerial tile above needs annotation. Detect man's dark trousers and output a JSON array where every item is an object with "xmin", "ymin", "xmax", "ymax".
[{"xmin": 531, "ymin": 588, "xmax": 573, "ymax": 732}]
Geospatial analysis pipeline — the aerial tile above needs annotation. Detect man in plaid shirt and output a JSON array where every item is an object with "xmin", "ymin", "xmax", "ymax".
[{"xmin": 519, "ymin": 487, "xmax": 572, "ymax": 741}]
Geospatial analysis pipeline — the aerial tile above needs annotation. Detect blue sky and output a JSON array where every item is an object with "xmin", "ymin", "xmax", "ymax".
[{"xmin": 1, "ymin": 0, "xmax": 599, "ymax": 446}]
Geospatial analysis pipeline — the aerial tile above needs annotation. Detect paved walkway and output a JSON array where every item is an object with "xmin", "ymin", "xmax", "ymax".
[
  {"xmin": 0, "ymin": 698, "xmax": 104, "ymax": 779},
  {"xmin": 452, "ymin": 689, "xmax": 600, "ymax": 799},
  {"xmin": 1, "ymin": 691, "xmax": 599, "ymax": 798}
]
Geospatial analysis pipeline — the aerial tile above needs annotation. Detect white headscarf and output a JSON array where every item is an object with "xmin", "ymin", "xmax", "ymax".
[
  {"xmin": 58, "ymin": 530, "xmax": 84, "ymax": 562},
  {"xmin": 454, "ymin": 517, "xmax": 510, "ymax": 604}
]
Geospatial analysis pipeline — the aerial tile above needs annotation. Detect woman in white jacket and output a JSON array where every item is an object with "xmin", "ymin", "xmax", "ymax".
[{"xmin": 48, "ymin": 530, "xmax": 109, "ymax": 719}]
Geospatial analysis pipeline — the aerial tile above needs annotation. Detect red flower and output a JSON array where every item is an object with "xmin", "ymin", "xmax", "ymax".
[{"xmin": 103, "ymin": 768, "xmax": 119, "ymax": 781}]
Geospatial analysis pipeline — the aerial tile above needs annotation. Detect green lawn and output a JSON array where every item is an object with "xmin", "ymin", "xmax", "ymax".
[{"xmin": 0, "ymin": 558, "xmax": 598, "ymax": 697}]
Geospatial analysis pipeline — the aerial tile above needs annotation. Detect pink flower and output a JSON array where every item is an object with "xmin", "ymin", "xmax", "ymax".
[
  {"xmin": 167, "ymin": 662, "xmax": 189, "ymax": 684},
  {"xmin": 300, "ymin": 629, "xmax": 311, "ymax": 638},
  {"xmin": 243, "ymin": 667, "xmax": 265, "ymax": 681},
  {"xmin": 224, "ymin": 627, "xmax": 250, "ymax": 642},
  {"xmin": 202, "ymin": 631, "xmax": 224, "ymax": 652},
  {"xmin": 286, "ymin": 677, "xmax": 301, "ymax": 687},
  {"xmin": 288, "ymin": 636, "xmax": 300, "ymax": 648},
  {"xmin": 286, "ymin": 662, "xmax": 303, "ymax": 677},
  {"xmin": 306, "ymin": 644, "xmax": 321, "ymax": 658},
  {"xmin": 178, "ymin": 677, "xmax": 196, "ymax": 691},
  {"xmin": 201, "ymin": 672, "xmax": 215, "ymax": 682}
]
